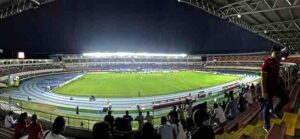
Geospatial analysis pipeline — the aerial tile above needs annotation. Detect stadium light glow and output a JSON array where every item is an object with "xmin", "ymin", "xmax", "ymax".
[{"xmin": 82, "ymin": 52, "xmax": 187, "ymax": 57}]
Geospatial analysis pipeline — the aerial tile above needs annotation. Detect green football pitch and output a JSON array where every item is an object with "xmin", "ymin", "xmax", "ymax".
[{"xmin": 54, "ymin": 71, "xmax": 240, "ymax": 98}]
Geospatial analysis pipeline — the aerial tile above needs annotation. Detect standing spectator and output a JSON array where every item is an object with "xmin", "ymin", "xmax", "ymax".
[
  {"xmin": 158, "ymin": 116, "xmax": 175, "ymax": 139},
  {"xmin": 261, "ymin": 46, "xmax": 289, "ymax": 132},
  {"xmin": 15, "ymin": 112, "xmax": 29, "ymax": 138},
  {"xmin": 171, "ymin": 118, "xmax": 186, "ymax": 139},
  {"xmin": 191, "ymin": 109, "xmax": 215, "ymax": 139},
  {"xmin": 187, "ymin": 101, "xmax": 193, "ymax": 118},
  {"xmin": 123, "ymin": 111, "xmax": 133, "ymax": 131},
  {"xmin": 113, "ymin": 118, "xmax": 133, "ymax": 139},
  {"xmin": 135, "ymin": 111, "xmax": 144, "ymax": 131},
  {"xmin": 224, "ymin": 91, "xmax": 239, "ymax": 120},
  {"xmin": 27, "ymin": 114, "xmax": 43, "ymax": 139},
  {"xmin": 243, "ymin": 89, "xmax": 254, "ymax": 105},
  {"xmin": 41, "ymin": 116, "xmax": 67, "ymax": 139},
  {"xmin": 145, "ymin": 111, "xmax": 153, "ymax": 124},
  {"xmin": 220, "ymin": 101, "xmax": 227, "ymax": 111},
  {"xmin": 237, "ymin": 93, "xmax": 247, "ymax": 113},
  {"xmin": 210, "ymin": 103, "xmax": 226, "ymax": 126},
  {"xmin": 4, "ymin": 111, "xmax": 16, "ymax": 128},
  {"xmin": 168, "ymin": 106, "xmax": 178, "ymax": 121},
  {"xmin": 104, "ymin": 111, "xmax": 114, "ymax": 130},
  {"xmin": 93, "ymin": 122, "xmax": 112, "ymax": 139},
  {"xmin": 177, "ymin": 105, "xmax": 186, "ymax": 127},
  {"xmin": 137, "ymin": 123, "xmax": 160, "ymax": 139}
]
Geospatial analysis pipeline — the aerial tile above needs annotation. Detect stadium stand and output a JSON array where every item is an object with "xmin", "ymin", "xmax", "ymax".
[{"xmin": 0, "ymin": 53, "xmax": 299, "ymax": 139}]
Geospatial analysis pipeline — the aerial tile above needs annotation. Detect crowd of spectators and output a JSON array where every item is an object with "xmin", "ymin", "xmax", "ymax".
[
  {"xmin": 0, "ymin": 81, "xmax": 288, "ymax": 139},
  {"xmin": 4, "ymin": 111, "xmax": 67, "ymax": 139},
  {"xmin": 65, "ymin": 63, "xmax": 204, "ymax": 72},
  {"xmin": 0, "ymin": 64, "xmax": 62, "ymax": 77}
]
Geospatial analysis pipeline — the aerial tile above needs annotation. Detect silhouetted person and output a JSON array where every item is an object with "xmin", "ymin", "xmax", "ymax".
[
  {"xmin": 168, "ymin": 106, "xmax": 178, "ymax": 121},
  {"xmin": 104, "ymin": 110, "xmax": 114, "ymax": 130},
  {"xmin": 145, "ymin": 111, "xmax": 153, "ymax": 124},
  {"xmin": 237, "ymin": 93, "xmax": 247, "ymax": 113},
  {"xmin": 191, "ymin": 109, "xmax": 215, "ymax": 139},
  {"xmin": 123, "ymin": 111, "xmax": 133, "ymax": 131},
  {"xmin": 135, "ymin": 111, "xmax": 144, "ymax": 131},
  {"xmin": 93, "ymin": 122, "xmax": 112, "ymax": 139},
  {"xmin": 42, "ymin": 116, "xmax": 67, "ymax": 139},
  {"xmin": 137, "ymin": 123, "xmax": 160, "ymax": 139}
]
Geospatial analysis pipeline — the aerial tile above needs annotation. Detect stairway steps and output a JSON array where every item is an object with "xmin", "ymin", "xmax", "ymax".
[{"xmin": 282, "ymin": 112, "xmax": 298, "ymax": 136}]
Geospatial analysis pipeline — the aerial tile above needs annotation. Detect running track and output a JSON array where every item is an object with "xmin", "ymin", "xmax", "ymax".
[{"xmin": 3, "ymin": 72, "xmax": 258, "ymax": 111}]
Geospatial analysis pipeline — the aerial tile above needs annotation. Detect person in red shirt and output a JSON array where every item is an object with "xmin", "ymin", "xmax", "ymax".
[
  {"xmin": 15, "ymin": 112, "xmax": 29, "ymax": 138},
  {"xmin": 261, "ymin": 45, "xmax": 289, "ymax": 132},
  {"xmin": 28, "ymin": 114, "xmax": 43, "ymax": 139}
]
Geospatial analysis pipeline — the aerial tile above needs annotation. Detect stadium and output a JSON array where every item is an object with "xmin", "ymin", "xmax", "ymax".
[{"xmin": 0, "ymin": 0, "xmax": 299, "ymax": 139}]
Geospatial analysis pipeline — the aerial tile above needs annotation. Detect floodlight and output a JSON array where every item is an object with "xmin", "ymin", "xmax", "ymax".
[
  {"xmin": 18, "ymin": 52, "xmax": 25, "ymax": 59},
  {"xmin": 264, "ymin": 30, "xmax": 267, "ymax": 34},
  {"xmin": 237, "ymin": 14, "xmax": 241, "ymax": 18},
  {"xmin": 82, "ymin": 52, "xmax": 187, "ymax": 57}
]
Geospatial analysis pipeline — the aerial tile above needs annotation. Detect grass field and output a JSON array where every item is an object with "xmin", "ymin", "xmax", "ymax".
[{"xmin": 54, "ymin": 71, "xmax": 240, "ymax": 98}]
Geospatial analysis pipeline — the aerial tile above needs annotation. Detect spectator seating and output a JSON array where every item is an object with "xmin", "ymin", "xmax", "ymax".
[
  {"xmin": 0, "ymin": 121, "xmax": 14, "ymax": 139},
  {"xmin": 216, "ymin": 80, "xmax": 300, "ymax": 139},
  {"xmin": 265, "ymin": 124, "xmax": 286, "ymax": 139},
  {"xmin": 283, "ymin": 81, "xmax": 300, "ymax": 112},
  {"xmin": 223, "ymin": 102, "xmax": 260, "ymax": 132}
]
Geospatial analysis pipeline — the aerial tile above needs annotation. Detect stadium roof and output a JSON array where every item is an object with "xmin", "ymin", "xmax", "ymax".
[
  {"xmin": 179, "ymin": 0, "xmax": 300, "ymax": 52},
  {"xmin": 0, "ymin": 0, "xmax": 54, "ymax": 20}
]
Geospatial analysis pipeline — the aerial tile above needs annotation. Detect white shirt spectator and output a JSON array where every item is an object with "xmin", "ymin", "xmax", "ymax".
[
  {"xmin": 173, "ymin": 122, "xmax": 186, "ymax": 139},
  {"xmin": 42, "ymin": 131, "xmax": 67, "ymax": 139},
  {"xmin": 214, "ymin": 106, "xmax": 226, "ymax": 123},
  {"xmin": 145, "ymin": 115, "xmax": 153, "ymax": 123},
  {"xmin": 158, "ymin": 123, "xmax": 175, "ymax": 139},
  {"xmin": 4, "ymin": 115, "xmax": 15, "ymax": 128},
  {"xmin": 243, "ymin": 91, "xmax": 254, "ymax": 105},
  {"xmin": 135, "ymin": 115, "xmax": 144, "ymax": 131}
]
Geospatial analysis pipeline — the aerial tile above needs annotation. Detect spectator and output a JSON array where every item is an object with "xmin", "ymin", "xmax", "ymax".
[
  {"xmin": 104, "ymin": 110, "xmax": 114, "ymax": 130},
  {"xmin": 27, "ymin": 114, "xmax": 43, "ymax": 139},
  {"xmin": 15, "ymin": 112, "xmax": 29, "ymax": 138},
  {"xmin": 93, "ymin": 122, "xmax": 112, "ymax": 139},
  {"xmin": 243, "ymin": 89, "xmax": 254, "ymax": 105},
  {"xmin": 145, "ymin": 111, "xmax": 153, "ymax": 124},
  {"xmin": 135, "ymin": 111, "xmax": 144, "ymax": 131},
  {"xmin": 158, "ymin": 116, "xmax": 175, "ymax": 139},
  {"xmin": 220, "ymin": 101, "xmax": 227, "ymax": 111},
  {"xmin": 177, "ymin": 105, "xmax": 185, "ymax": 126},
  {"xmin": 224, "ymin": 92, "xmax": 239, "ymax": 120},
  {"xmin": 4, "ymin": 111, "xmax": 16, "ymax": 128},
  {"xmin": 191, "ymin": 109, "xmax": 215, "ymax": 139},
  {"xmin": 171, "ymin": 118, "xmax": 186, "ymax": 139},
  {"xmin": 168, "ymin": 106, "xmax": 178, "ymax": 121},
  {"xmin": 237, "ymin": 93, "xmax": 247, "ymax": 113},
  {"xmin": 261, "ymin": 45, "xmax": 289, "ymax": 132},
  {"xmin": 123, "ymin": 111, "xmax": 133, "ymax": 131},
  {"xmin": 41, "ymin": 116, "xmax": 67, "ymax": 139},
  {"xmin": 113, "ymin": 118, "xmax": 133, "ymax": 139},
  {"xmin": 137, "ymin": 122, "xmax": 160, "ymax": 139},
  {"xmin": 210, "ymin": 103, "xmax": 226, "ymax": 126}
]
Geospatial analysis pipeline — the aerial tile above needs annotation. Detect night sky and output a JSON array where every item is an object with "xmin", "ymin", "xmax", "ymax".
[{"xmin": 0, "ymin": 0, "xmax": 275, "ymax": 58}]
